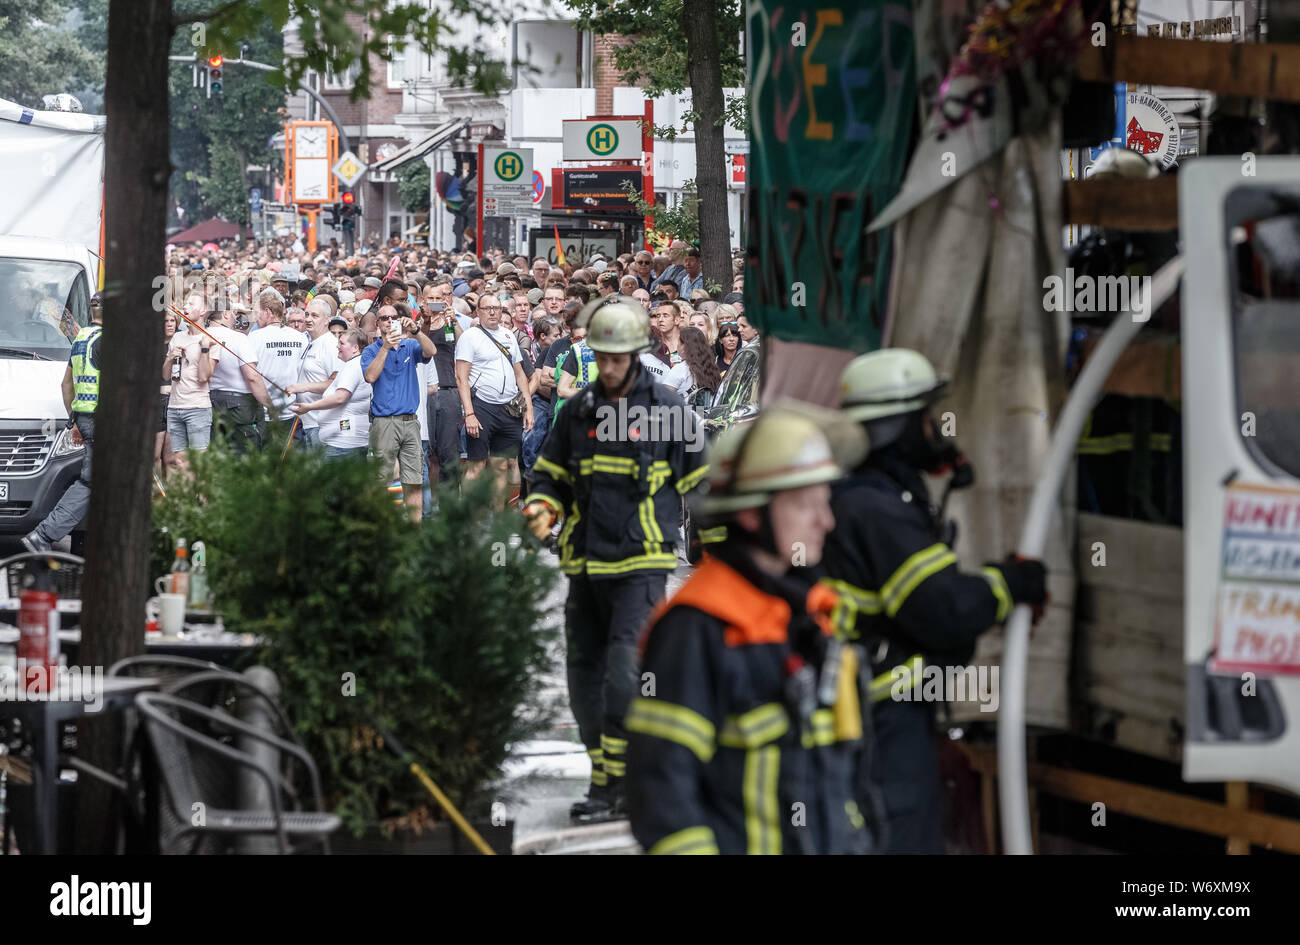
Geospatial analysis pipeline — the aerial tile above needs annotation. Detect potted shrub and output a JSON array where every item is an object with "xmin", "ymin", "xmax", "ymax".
[{"xmin": 151, "ymin": 442, "xmax": 558, "ymax": 852}]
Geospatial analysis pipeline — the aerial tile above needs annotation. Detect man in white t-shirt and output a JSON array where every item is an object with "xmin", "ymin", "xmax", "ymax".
[
  {"xmin": 207, "ymin": 305, "xmax": 273, "ymax": 454},
  {"xmin": 285, "ymin": 298, "xmax": 340, "ymax": 448},
  {"xmin": 292, "ymin": 328, "xmax": 371, "ymax": 460},
  {"xmin": 455, "ymin": 294, "xmax": 533, "ymax": 503},
  {"xmin": 250, "ymin": 288, "xmax": 309, "ymax": 434}
]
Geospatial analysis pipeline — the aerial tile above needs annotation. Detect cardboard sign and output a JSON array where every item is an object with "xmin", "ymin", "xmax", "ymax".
[{"xmin": 1213, "ymin": 484, "xmax": 1300, "ymax": 675}]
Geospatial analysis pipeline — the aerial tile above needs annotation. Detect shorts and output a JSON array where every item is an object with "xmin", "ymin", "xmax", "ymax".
[
  {"xmin": 369, "ymin": 415, "xmax": 423, "ymax": 485},
  {"xmin": 465, "ymin": 394, "xmax": 523, "ymax": 462},
  {"xmin": 167, "ymin": 406, "xmax": 212, "ymax": 451}
]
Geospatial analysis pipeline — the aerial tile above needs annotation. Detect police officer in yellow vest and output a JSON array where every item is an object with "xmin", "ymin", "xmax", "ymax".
[{"xmin": 22, "ymin": 293, "xmax": 103, "ymax": 554}]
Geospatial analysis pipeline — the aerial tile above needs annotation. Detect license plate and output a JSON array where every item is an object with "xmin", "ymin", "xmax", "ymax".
[{"xmin": 0, "ymin": 482, "xmax": 7, "ymax": 501}]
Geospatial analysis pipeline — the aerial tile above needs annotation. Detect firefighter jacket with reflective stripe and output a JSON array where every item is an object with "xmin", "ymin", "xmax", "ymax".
[
  {"xmin": 626, "ymin": 553, "xmax": 871, "ymax": 855},
  {"xmin": 525, "ymin": 363, "xmax": 709, "ymax": 579},
  {"xmin": 69, "ymin": 324, "xmax": 103, "ymax": 414},
  {"xmin": 819, "ymin": 456, "xmax": 1011, "ymax": 677}
]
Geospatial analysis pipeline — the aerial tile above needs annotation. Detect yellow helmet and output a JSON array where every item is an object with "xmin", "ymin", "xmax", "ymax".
[
  {"xmin": 577, "ymin": 298, "xmax": 652, "ymax": 354},
  {"xmin": 701, "ymin": 402, "xmax": 868, "ymax": 515},
  {"xmin": 838, "ymin": 348, "xmax": 947, "ymax": 423}
]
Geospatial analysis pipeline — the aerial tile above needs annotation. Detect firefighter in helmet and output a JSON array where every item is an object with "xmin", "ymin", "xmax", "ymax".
[
  {"xmin": 522, "ymin": 298, "xmax": 710, "ymax": 822},
  {"xmin": 820, "ymin": 348, "xmax": 1048, "ymax": 853},
  {"xmin": 626, "ymin": 404, "xmax": 877, "ymax": 854}
]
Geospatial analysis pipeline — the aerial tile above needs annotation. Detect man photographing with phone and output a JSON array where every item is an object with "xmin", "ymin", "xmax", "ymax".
[{"xmin": 362, "ymin": 303, "xmax": 436, "ymax": 521}]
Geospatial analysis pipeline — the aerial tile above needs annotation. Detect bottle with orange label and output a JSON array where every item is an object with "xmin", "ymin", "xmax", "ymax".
[{"xmin": 169, "ymin": 538, "xmax": 191, "ymax": 598}]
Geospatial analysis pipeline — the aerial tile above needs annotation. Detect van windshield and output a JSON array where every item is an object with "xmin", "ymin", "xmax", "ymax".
[{"xmin": 0, "ymin": 257, "xmax": 91, "ymax": 359}]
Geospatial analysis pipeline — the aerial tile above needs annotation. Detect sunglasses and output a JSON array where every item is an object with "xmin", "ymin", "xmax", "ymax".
[
  {"xmin": 719, "ymin": 328, "xmax": 740, "ymax": 337},
  {"xmin": 720, "ymin": 321, "xmax": 739, "ymax": 328}
]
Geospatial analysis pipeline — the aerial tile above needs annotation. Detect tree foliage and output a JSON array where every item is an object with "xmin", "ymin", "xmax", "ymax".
[
  {"xmin": 568, "ymin": 0, "xmax": 746, "ymax": 137},
  {"xmin": 152, "ymin": 443, "xmax": 559, "ymax": 832},
  {"xmin": 0, "ymin": 0, "xmax": 101, "ymax": 108},
  {"xmin": 621, "ymin": 178, "xmax": 698, "ymax": 245},
  {"xmin": 167, "ymin": 0, "xmax": 286, "ymax": 224},
  {"xmin": 397, "ymin": 160, "xmax": 430, "ymax": 214}
]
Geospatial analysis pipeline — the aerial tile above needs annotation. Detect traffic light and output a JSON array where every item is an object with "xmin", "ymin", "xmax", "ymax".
[
  {"xmin": 326, "ymin": 202, "xmax": 340, "ymax": 227},
  {"xmin": 340, "ymin": 190, "xmax": 359, "ymax": 231},
  {"xmin": 208, "ymin": 55, "xmax": 223, "ymax": 95}
]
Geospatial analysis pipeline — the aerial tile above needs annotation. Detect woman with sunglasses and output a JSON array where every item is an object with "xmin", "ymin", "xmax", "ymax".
[{"xmin": 714, "ymin": 304, "xmax": 741, "ymax": 375}]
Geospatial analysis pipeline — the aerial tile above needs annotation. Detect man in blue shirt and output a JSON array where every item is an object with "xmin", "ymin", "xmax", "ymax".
[{"xmin": 361, "ymin": 304, "xmax": 436, "ymax": 521}]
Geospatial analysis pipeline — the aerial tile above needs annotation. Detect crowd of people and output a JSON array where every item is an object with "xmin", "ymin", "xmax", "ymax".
[
  {"xmin": 11, "ymin": 225, "xmax": 1060, "ymax": 857},
  {"xmin": 149, "ymin": 233, "xmax": 759, "ymax": 510}
]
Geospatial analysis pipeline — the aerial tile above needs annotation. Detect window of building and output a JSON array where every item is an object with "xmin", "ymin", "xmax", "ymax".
[
  {"xmin": 323, "ymin": 62, "xmax": 359, "ymax": 92},
  {"xmin": 387, "ymin": 38, "xmax": 407, "ymax": 88}
]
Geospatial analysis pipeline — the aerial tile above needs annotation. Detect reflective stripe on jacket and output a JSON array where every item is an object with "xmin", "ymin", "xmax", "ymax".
[{"xmin": 626, "ymin": 555, "xmax": 870, "ymax": 854}]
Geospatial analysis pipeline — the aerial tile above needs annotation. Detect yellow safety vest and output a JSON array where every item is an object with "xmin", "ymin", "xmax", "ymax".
[{"xmin": 69, "ymin": 325, "xmax": 102, "ymax": 414}]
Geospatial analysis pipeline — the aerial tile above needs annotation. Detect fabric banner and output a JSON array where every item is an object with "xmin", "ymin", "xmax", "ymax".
[
  {"xmin": 744, "ymin": 0, "xmax": 915, "ymax": 352},
  {"xmin": 0, "ymin": 98, "xmax": 105, "ymax": 252}
]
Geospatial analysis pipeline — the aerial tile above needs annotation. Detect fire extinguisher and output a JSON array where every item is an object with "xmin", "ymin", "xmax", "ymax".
[{"xmin": 17, "ymin": 560, "xmax": 59, "ymax": 695}]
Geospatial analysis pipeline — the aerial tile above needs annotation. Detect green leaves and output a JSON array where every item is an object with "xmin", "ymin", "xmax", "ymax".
[{"xmin": 150, "ymin": 439, "xmax": 559, "ymax": 835}]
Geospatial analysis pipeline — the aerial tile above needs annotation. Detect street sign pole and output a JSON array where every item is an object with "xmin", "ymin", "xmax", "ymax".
[
  {"xmin": 476, "ymin": 141, "xmax": 485, "ymax": 257},
  {"xmin": 306, "ymin": 207, "xmax": 318, "ymax": 254},
  {"xmin": 643, "ymin": 100, "xmax": 654, "ymax": 251}
]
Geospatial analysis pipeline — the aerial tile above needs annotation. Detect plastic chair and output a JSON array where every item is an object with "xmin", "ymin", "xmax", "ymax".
[
  {"xmin": 0, "ymin": 551, "xmax": 84, "ymax": 600},
  {"xmin": 135, "ymin": 691, "xmax": 339, "ymax": 855}
]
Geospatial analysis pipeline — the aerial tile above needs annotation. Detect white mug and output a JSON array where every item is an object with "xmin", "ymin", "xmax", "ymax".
[{"xmin": 146, "ymin": 593, "xmax": 187, "ymax": 636}]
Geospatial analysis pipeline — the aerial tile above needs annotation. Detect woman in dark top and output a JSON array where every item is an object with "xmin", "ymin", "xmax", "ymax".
[{"xmin": 716, "ymin": 318, "xmax": 741, "ymax": 375}]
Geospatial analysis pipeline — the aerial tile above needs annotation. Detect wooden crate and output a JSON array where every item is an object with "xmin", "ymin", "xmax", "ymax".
[{"xmin": 1073, "ymin": 513, "xmax": 1185, "ymax": 762}]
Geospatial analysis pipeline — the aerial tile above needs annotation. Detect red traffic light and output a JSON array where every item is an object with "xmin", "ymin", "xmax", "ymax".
[
  {"xmin": 341, "ymin": 192, "xmax": 355, "ymax": 204},
  {"xmin": 208, "ymin": 55, "xmax": 223, "ymax": 68}
]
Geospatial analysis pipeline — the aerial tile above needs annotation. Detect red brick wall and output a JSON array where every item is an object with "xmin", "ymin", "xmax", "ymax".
[{"xmin": 593, "ymin": 34, "xmax": 639, "ymax": 113}]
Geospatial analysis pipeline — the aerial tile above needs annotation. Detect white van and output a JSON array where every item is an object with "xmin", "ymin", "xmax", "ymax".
[
  {"xmin": 0, "ymin": 235, "xmax": 98, "ymax": 545},
  {"xmin": 0, "ymin": 98, "xmax": 105, "ymax": 549}
]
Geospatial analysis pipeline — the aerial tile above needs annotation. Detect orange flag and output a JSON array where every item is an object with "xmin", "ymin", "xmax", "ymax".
[{"xmin": 552, "ymin": 225, "xmax": 567, "ymax": 267}]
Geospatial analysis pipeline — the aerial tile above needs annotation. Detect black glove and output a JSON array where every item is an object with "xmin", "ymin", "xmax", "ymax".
[{"xmin": 990, "ymin": 555, "xmax": 1047, "ymax": 606}]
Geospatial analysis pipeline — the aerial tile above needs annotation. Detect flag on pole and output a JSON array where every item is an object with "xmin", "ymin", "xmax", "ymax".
[{"xmin": 552, "ymin": 225, "xmax": 567, "ymax": 267}]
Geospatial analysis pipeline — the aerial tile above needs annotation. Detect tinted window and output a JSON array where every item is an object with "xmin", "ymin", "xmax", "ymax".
[{"xmin": 0, "ymin": 257, "xmax": 91, "ymax": 358}]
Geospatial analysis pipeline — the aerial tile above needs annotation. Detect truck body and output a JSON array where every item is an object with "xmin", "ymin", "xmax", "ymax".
[{"xmin": 0, "ymin": 98, "xmax": 106, "ymax": 543}]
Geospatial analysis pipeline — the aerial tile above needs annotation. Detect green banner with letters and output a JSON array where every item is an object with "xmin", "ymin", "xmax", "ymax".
[{"xmin": 744, "ymin": 0, "xmax": 915, "ymax": 352}]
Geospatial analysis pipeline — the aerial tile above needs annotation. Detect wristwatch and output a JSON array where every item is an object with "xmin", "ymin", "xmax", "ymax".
[{"xmin": 200, "ymin": 346, "xmax": 210, "ymax": 353}]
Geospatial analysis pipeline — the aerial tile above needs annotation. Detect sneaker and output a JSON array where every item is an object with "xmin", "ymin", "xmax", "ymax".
[{"xmin": 20, "ymin": 533, "xmax": 51, "ymax": 554}]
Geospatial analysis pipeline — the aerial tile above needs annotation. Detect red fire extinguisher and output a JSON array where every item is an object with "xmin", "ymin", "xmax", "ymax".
[{"xmin": 17, "ymin": 562, "xmax": 59, "ymax": 694}]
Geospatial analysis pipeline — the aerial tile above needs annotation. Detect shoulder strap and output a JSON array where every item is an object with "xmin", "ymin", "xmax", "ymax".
[{"xmin": 477, "ymin": 324, "xmax": 513, "ymax": 360}]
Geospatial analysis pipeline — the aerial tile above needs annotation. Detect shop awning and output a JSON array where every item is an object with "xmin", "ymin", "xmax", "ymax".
[{"xmin": 372, "ymin": 118, "xmax": 468, "ymax": 176}]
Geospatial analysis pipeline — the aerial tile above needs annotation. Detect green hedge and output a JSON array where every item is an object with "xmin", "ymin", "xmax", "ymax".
[{"xmin": 151, "ymin": 441, "xmax": 558, "ymax": 834}]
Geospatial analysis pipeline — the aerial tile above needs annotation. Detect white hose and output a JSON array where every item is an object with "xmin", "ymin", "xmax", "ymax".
[{"xmin": 998, "ymin": 255, "xmax": 1184, "ymax": 854}]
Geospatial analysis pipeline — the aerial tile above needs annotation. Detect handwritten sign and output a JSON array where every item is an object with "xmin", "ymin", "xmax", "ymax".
[
  {"xmin": 1213, "ymin": 485, "xmax": 1300, "ymax": 675},
  {"xmin": 744, "ymin": 0, "xmax": 915, "ymax": 352}
]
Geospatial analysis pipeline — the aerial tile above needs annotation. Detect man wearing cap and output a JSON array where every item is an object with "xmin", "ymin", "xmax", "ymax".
[
  {"xmin": 357, "ymin": 276, "xmax": 383, "ymax": 304},
  {"xmin": 522, "ymin": 299, "xmax": 709, "ymax": 823},
  {"xmin": 363, "ymin": 303, "xmax": 436, "ymax": 521},
  {"xmin": 625, "ymin": 405, "xmax": 875, "ymax": 855}
]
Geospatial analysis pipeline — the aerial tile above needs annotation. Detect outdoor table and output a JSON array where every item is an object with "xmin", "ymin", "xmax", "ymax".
[
  {"xmin": 0, "ymin": 626, "xmax": 261, "ymax": 666},
  {"xmin": 0, "ymin": 674, "xmax": 159, "ymax": 855}
]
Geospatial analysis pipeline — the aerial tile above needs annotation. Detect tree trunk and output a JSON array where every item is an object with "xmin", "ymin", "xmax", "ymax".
[
  {"xmin": 682, "ymin": 0, "xmax": 732, "ymax": 294},
  {"xmin": 73, "ymin": 0, "xmax": 173, "ymax": 854}
]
